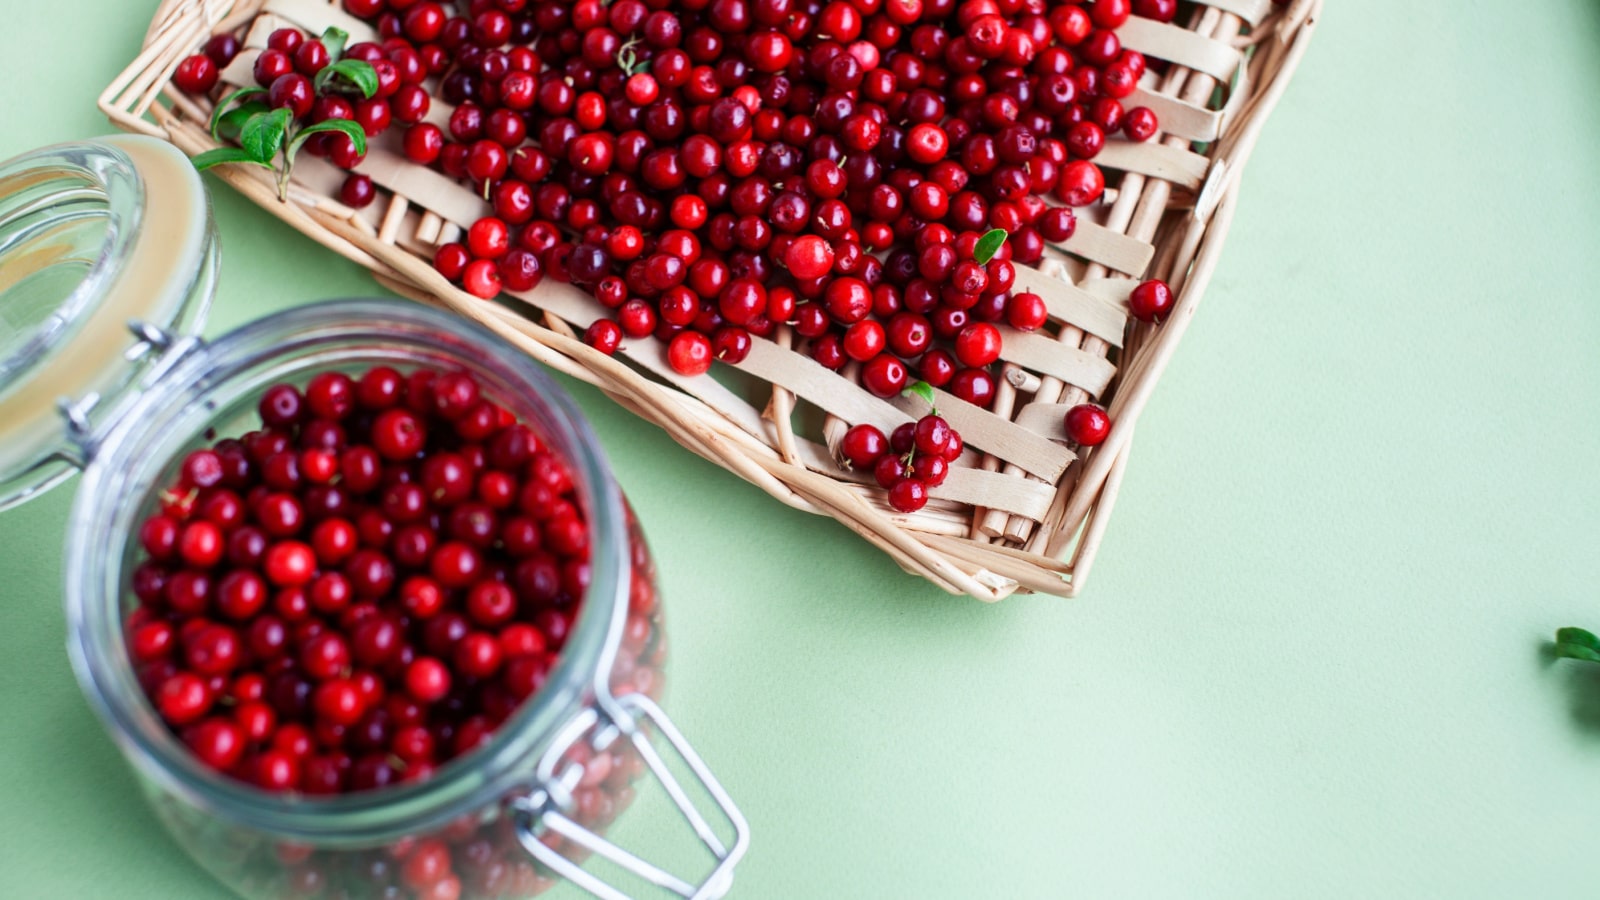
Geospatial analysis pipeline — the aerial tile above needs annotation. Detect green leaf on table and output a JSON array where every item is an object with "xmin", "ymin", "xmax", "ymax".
[
  {"xmin": 901, "ymin": 380, "xmax": 936, "ymax": 410},
  {"xmin": 287, "ymin": 118, "xmax": 367, "ymax": 162},
  {"xmin": 239, "ymin": 107, "xmax": 292, "ymax": 163},
  {"xmin": 191, "ymin": 147, "xmax": 272, "ymax": 172},
  {"xmin": 321, "ymin": 26, "xmax": 349, "ymax": 63},
  {"xmin": 214, "ymin": 100, "xmax": 269, "ymax": 142},
  {"xmin": 1557, "ymin": 627, "xmax": 1600, "ymax": 650},
  {"xmin": 314, "ymin": 59, "xmax": 378, "ymax": 99},
  {"xmin": 973, "ymin": 228, "xmax": 1008, "ymax": 265},
  {"xmin": 1554, "ymin": 627, "xmax": 1600, "ymax": 663},
  {"xmin": 208, "ymin": 87, "xmax": 266, "ymax": 139}
]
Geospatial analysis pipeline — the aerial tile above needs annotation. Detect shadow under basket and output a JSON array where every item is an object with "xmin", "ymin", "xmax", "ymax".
[{"xmin": 101, "ymin": 0, "xmax": 1321, "ymax": 601}]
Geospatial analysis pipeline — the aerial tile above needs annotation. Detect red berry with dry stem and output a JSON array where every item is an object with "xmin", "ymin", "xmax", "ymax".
[
  {"xmin": 840, "ymin": 424, "xmax": 889, "ymax": 469},
  {"xmin": 1128, "ymin": 279, "xmax": 1174, "ymax": 323}
]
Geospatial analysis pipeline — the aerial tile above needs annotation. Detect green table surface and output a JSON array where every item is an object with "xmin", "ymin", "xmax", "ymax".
[{"xmin": 4, "ymin": 1, "xmax": 1600, "ymax": 897}]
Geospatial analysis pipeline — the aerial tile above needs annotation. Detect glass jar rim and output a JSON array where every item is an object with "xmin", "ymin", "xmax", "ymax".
[{"xmin": 64, "ymin": 298, "xmax": 631, "ymax": 844}]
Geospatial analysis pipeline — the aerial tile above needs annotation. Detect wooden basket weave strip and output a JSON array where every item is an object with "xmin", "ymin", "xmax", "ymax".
[{"xmin": 100, "ymin": 0, "xmax": 1321, "ymax": 601}]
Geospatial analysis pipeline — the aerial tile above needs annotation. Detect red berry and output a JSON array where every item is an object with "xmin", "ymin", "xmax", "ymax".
[
  {"xmin": 462, "ymin": 259, "xmax": 502, "ymax": 299},
  {"xmin": 1064, "ymin": 403, "xmax": 1112, "ymax": 446},
  {"xmin": 666, "ymin": 331, "xmax": 713, "ymax": 376},
  {"xmin": 372, "ymin": 409, "xmax": 426, "ymax": 460},
  {"xmin": 405, "ymin": 658, "xmax": 451, "ymax": 704},
  {"xmin": 173, "ymin": 54, "xmax": 219, "ymax": 94},
  {"xmin": 157, "ymin": 673, "xmax": 212, "ymax": 724},
  {"xmin": 264, "ymin": 541, "xmax": 316, "ymax": 587},
  {"xmin": 860, "ymin": 354, "xmax": 908, "ymax": 398},
  {"xmin": 954, "ymin": 322, "xmax": 1003, "ymax": 368},
  {"xmin": 887, "ymin": 478, "xmax": 930, "ymax": 512},
  {"xmin": 786, "ymin": 235, "xmax": 835, "ymax": 279},
  {"xmin": 1128, "ymin": 279, "xmax": 1174, "ymax": 323},
  {"xmin": 840, "ymin": 424, "xmax": 888, "ymax": 469}
]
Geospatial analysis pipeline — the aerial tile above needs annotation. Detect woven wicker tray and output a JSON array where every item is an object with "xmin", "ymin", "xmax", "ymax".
[{"xmin": 101, "ymin": 0, "xmax": 1320, "ymax": 600}]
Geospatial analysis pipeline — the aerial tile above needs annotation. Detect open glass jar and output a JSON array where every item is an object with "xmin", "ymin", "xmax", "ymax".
[{"xmin": 0, "ymin": 137, "xmax": 746, "ymax": 900}]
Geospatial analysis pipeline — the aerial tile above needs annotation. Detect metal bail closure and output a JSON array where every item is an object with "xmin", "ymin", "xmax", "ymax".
[
  {"xmin": 52, "ymin": 319, "xmax": 207, "ymax": 469},
  {"xmin": 512, "ymin": 693, "xmax": 750, "ymax": 900}
]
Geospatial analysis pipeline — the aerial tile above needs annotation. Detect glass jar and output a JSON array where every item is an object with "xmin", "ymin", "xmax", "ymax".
[{"xmin": 0, "ymin": 137, "xmax": 747, "ymax": 900}]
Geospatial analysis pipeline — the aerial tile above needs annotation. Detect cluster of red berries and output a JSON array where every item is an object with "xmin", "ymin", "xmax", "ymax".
[
  {"xmin": 126, "ymin": 364, "xmax": 662, "ymax": 805},
  {"xmin": 840, "ymin": 412, "xmax": 964, "ymax": 512},
  {"xmin": 301, "ymin": 0, "xmax": 1163, "ymax": 390},
  {"xmin": 175, "ymin": 22, "xmax": 436, "ymax": 208},
  {"xmin": 175, "ymin": 0, "xmax": 1179, "ymax": 517}
]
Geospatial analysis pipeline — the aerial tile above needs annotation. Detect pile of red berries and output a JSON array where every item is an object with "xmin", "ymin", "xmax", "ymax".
[
  {"xmin": 840, "ymin": 411, "xmax": 964, "ymax": 512},
  {"xmin": 175, "ymin": 23, "xmax": 433, "ymax": 208},
  {"xmin": 175, "ymin": 0, "xmax": 1182, "ymax": 516},
  {"xmin": 126, "ymin": 364, "xmax": 660, "ymax": 800}
]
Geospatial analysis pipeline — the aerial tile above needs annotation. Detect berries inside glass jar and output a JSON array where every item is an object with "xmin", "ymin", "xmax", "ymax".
[{"xmin": 126, "ymin": 365, "xmax": 662, "ymax": 803}]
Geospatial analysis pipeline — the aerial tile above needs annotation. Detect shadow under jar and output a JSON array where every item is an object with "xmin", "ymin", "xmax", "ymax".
[{"xmin": 0, "ymin": 137, "xmax": 746, "ymax": 900}]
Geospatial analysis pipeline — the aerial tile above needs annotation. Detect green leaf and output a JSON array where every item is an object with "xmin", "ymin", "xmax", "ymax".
[
  {"xmin": 320, "ymin": 26, "xmax": 349, "ymax": 63},
  {"xmin": 239, "ymin": 107, "xmax": 292, "ymax": 163},
  {"xmin": 214, "ymin": 100, "xmax": 269, "ymax": 143},
  {"xmin": 314, "ymin": 59, "xmax": 378, "ymax": 99},
  {"xmin": 287, "ymin": 118, "xmax": 367, "ymax": 163},
  {"xmin": 1554, "ymin": 641, "xmax": 1600, "ymax": 664},
  {"xmin": 191, "ymin": 147, "xmax": 272, "ymax": 172},
  {"xmin": 1556, "ymin": 627, "xmax": 1600, "ymax": 651},
  {"xmin": 208, "ymin": 87, "xmax": 267, "ymax": 139},
  {"xmin": 901, "ymin": 381, "xmax": 936, "ymax": 410},
  {"xmin": 973, "ymin": 228, "xmax": 1008, "ymax": 265}
]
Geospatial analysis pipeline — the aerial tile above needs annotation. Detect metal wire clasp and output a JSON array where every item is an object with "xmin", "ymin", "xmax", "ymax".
[
  {"xmin": 511, "ymin": 693, "xmax": 749, "ymax": 900},
  {"xmin": 53, "ymin": 318, "xmax": 204, "ymax": 467}
]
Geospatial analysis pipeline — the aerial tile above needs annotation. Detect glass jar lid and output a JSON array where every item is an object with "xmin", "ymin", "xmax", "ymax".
[{"xmin": 0, "ymin": 136, "xmax": 214, "ymax": 509}]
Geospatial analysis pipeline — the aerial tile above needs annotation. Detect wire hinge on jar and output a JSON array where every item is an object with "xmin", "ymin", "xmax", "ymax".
[
  {"xmin": 510, "ymin": 693, "xmax": 749, "ymax": 900},
  {"xmin": 54, "ymin": 319, "xmax": 206, "ymax": 467}
]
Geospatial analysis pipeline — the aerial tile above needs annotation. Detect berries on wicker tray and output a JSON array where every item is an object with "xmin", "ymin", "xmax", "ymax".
[{"xmin": 175, "ymin": 0, "xmax": 1173, "ymax": 514}]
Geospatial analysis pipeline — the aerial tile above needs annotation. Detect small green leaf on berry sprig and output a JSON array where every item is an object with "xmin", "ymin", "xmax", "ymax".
[
  {"xmin": 1554, "ymin": 627, "xmax": 1600, "ymax": 664},
  {"xmin": 191, "ymin": 146, "xmax": 272, "ymax": 172},
  {"xmin": 320, "ymin": 26, "xmax": 350, "ymax": 64},
  {"xmin": 902, "ymin": 380, "xmax": 937, "ymax": 413},
  {"xmin": 314, "ymin": 58, "xmax": 379, "ymax": 98},
  {"xmin": 208, "ymin": 87, "xmax": 266, "ymax": 140},
  {"xmin": 287, "ymin": 119, "xmax": 367, "ymax": 161},
  {"xmin": 973, "ymin": 228, "xmax": 1008, "ymax": 265},
  {"xmin": 239, "ymin": 107, "xmax": 292, "ymax": 165}
]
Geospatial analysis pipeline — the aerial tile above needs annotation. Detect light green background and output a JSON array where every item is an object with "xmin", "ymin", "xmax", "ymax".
[{"xmin": 3, "ymin": 1, "xmax": 1599, "ymax": 897}]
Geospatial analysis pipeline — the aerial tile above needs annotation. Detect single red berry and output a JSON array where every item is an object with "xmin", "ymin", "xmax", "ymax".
[
  {"xmin": 887, "ymin": 478, "xmax": 930, "ymax": 513},
  {"xmin": 157, "ymin": 673, "xmax": 212, "ymax": 725},
  {"xmin": 1128, "ymin": 279, "xmax": 1174, "ymax": 322},
  {"xmin": 860, "ymin": 354, "xmax": 908, "ymax": 398},
  {"xmin": 954, "ymin": 322, "xmax": 1003, "ymax": 368},
  {"xmin": 264, "ymin": 541, "xmax": 316, "ymax": 587},
  {"xmin": 405, "ymin": 657, "xmax": 451, "ymax": 704},
  {"xmin": 463, "ymin": 259, "xmax": 502, "ymax": 299},
  {"xmin": 786, "ymin": 235, "xmax": 835, "ymax": 280},
  {"xmin": 666, "ymin": 331, "xmax": 713, "ymax": 376},
  {"xmin": 1123, "ymin": 106, "xmax": 1160, "ymax": 142},
  {"xmin": 584, "ymin": 319, "xmax": 623, "ymax": 355},
  {"xmin": 173, "ymin": 54, "xmax": 219, "ymax": 94},
  {"xmin": 1006, "ymin": 292, "xmax": 1049, "ymax": 331},
  {"xmin": 372, "ymin": 409, "xmax": 426, "ymax": 460},
  {"xmin": 841, "ymin": 424, "xmax": 889, "ymax": 469},
  {"xmin": 1064, "ymin": 403, "xmax": 1112, "ymax": 446},
  {"xmin": 340, "ymin": 174, "xmax": 376, "ymax": 209},
  {"xmin": 189, "ymin": 719, "xmax": 246, "ymax": 770}
]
